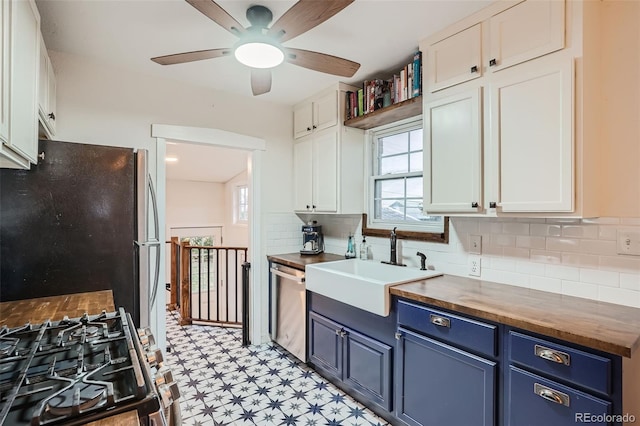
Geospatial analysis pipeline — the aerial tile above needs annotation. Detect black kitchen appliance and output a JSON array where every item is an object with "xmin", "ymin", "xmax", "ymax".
[
  {"xmin": 0, "ymin": 140, "xmax": 161, "ymax": 328},
  {"xmin": 0, "ymin": 308, "xmax": 180, "ymax": 425},
  {"xmin": 300, "ymin": 222, "xmax": 324, "ymax": 255}
]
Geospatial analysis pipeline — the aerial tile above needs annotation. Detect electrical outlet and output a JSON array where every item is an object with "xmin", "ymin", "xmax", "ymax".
[
  {"xmin": 469, "ymin": 235, "xmax": 482, "ymax": 255},
  {"xmin": 617, "ymin": 230, "xmax": 640, "ymax": 255},
  {"xmin": 468, "ymin": 256, "xmax": 481, "ymax": 277}
]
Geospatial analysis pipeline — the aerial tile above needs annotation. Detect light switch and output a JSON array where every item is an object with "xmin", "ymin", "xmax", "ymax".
[
  {"xmin": 469, "ymin": 235, "xmax": 482, "ymax": 255},
  {"xmin": 617, "ymin": 230, "xmax": 640, "ymax": 256}
]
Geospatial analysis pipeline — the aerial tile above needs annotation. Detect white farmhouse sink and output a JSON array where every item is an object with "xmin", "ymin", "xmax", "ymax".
[{"xmin": 306, "ymin": 259, "xmax": 442, "ymax": 316}]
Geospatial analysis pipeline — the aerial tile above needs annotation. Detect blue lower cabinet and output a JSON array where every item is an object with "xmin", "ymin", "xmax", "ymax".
[
  {"xmin": 308, "ymin": 311, "xmax": 393, "ymax": 412},
  {"xmin": 396, "ymin": 327, "xmax": 497, "ymax": 426},
  {"xmin": 507, "ymin": 366, "xmax": 612, "ymax": 426},
  {"xmin": 344, "ymin": 328, "xmax": 393, "ymax": 411},
  {"xmin": 309, "ymin": 311, "xmax": 343, "ymax": 379}
]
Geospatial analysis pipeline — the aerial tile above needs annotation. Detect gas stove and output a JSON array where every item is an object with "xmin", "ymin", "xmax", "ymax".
[{"xmin": 0, "ymin": 308, "xmax": 179, "ymax": 425}]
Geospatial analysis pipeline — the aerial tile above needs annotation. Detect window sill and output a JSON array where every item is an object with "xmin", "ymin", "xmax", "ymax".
[{"xmin": 361, "ymin": 214, "xmax": 449, "ymax": 244}]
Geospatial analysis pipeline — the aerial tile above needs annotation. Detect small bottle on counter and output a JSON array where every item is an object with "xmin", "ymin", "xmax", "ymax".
[
  {"xmin": 345, "ymin": 234, "xmax": 356, "ymax": 259},
  {"xmin": 359, "ymin": 236, "xmax": 368, "ymax": 260}
]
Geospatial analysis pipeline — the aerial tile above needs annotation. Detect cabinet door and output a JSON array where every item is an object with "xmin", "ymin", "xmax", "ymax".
[
  {"xmin": 312, "ymin": 130, "xmax": 338, "ymax": 212},
  {"xmin": 489, "ymin": 55, "xmax": 573, "ymax": 212},
  {"xmin": 0, "ymin": 0, "xmax": 9, "ymax": 144},
  {"xmin": 343, "ymin": 328, "xmax": 392, "ymax": 412},
  {"xmin": 308, "ymin": 311, "xmax": 343, "ymax": 380},
  {"xmin": 424, "ymin": 88, "xmax": 483, "ymax": 213},
  {"xmin": 488, "ymin": 0, "xmax": 565, "ymax": 72},
  {"xmin": 294, "ymin": 102, "xmax": 313, "ymax": 139},
  {"xmin": 293, "ymin": 139, "xmax": 313, "ymax": 212},
  {"xmin": 396, "ymin": 328, "xmax": 496, "ymax": 426},
  {"xmin": 313, "ymin": 90, "xmax": 338, "ymax": 133},
  {"xmin": 427, "ymin": 24, "xmax": 482, "ymax": 92},
  {"xmin": 8, "ymin": 0, "xmax": 39, "ymax": 164}
]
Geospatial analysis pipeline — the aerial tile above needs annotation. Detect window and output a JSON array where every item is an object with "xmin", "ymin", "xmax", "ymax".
[
  {"xmin": 367, "ymin": 119, "xmax": 446, "ymax": 240},
  {"xmin": 234, "ymin": 185, "xmax": 249, "ymax": 224}
]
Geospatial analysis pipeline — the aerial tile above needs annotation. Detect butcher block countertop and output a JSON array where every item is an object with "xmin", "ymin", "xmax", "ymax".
[
  {"xmin": 391, "ymin": 275, "xmax": 640, "ymax": 358},
  {"xmin": 0, "ymin": 290, "xmax": 115, "ymax": 327},
  {"xmin": 267, "ymin": 252, "xmax": 345, "ymax": 270}
]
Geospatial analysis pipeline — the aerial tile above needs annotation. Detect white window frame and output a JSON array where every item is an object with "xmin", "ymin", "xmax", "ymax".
[
  {"xmin": 234, "ymin": 185, "xmax": 249, "ymax": 225},
  {"xmin": 366, "ymin": 116, "xmax": 445, "ymax": 234}
]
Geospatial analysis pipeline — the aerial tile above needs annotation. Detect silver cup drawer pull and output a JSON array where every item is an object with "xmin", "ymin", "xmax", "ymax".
[
  {"xmin": 429, "ymin": 314, "xmax": 451, "ymax": 328},
  {"xmin": 535, "ymin": 344, "xmax": 571, "ymax": 366},
  {"xmin": 534, "ymin": 383, "xmax": 570, "ymax": 407}
]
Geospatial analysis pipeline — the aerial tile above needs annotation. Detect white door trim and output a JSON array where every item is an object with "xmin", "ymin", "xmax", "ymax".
[{"xmin": 151, "ymin": 124, "xmax": 266, "ymax": 347}]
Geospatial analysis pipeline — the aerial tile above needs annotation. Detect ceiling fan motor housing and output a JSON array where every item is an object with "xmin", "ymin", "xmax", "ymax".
[{"xmin": 246, "ymin": 5, "xmax": 273, "ymax": 31}]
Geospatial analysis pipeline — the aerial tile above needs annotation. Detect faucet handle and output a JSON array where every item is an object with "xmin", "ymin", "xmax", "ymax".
[{"xmin": 416, "ymin": 252, "xmax": 427, "ymax": 270}]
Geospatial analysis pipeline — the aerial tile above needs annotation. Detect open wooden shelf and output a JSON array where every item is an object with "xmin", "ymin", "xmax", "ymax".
[{"xmin": 343, "ymin": 96, "xmax": 423, "ymax": 130}]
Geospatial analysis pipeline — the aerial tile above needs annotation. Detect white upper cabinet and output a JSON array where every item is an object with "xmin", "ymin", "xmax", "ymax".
[
  {"xmin": 1, "ymin": 0, "xmax": 40, "ymax": 168},
  {"xmin": 424, "ymin": 88, "xmax": 483, "ymax": 213},
  {"xmin": 427, "ymin": 24, "xmax": 482, "ymax": 92},
  {"xmin": 488, "ymin": 56, "xmax": 573, "ymax": 212},
  {"xmin": 38, "ymin": 32, "xmax": 56, "ymax": 138},
  {"xmin": 293, "ymin": 90, "xmax": 338, "ymax": 139},
  {"xmin": 292, "ymin": 83, "xmax": 364, "ymax": 215},
  {"xmin": 488, "ymin": 0, "xmax": 565, "ymax": 72}
]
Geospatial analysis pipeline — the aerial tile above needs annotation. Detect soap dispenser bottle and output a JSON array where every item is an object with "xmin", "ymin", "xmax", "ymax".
[
  {"xmin": 359, "ymin": 236, "xmax": 368, "ymax": 260},
  {"xmin": 345, "ymin": 234, "xmax": 356, "ymax": 259}
]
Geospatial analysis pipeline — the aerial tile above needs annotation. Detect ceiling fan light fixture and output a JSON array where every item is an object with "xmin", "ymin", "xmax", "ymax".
[{"xmin": 234, "ymin": 41, "xmax": 284, "ymax": 69}]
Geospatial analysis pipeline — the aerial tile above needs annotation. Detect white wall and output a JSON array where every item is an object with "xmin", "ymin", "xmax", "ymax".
[
  {"xmin": 224, "ymin": 170, "xmax": 249, "ymax": 247},
  {"xmin": 166, "ymin": 180, "xmax": 225, "ymax": 231}
]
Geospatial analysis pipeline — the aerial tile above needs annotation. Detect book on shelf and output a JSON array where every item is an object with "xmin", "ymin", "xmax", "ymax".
[{"xmin": 345, "ymin": 51, "xmax": 422, "ymax": 120}]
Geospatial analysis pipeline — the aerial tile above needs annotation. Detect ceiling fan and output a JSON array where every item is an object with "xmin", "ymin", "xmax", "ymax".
[{"xmin": 151, "ymin": 0, "xmax": 360, "ymax": 96}]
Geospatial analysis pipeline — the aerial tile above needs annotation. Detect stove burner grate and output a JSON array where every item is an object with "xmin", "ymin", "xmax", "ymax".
[{"xmin": 46, "ymin": 382, "xmax": 107, "ymax": 417}]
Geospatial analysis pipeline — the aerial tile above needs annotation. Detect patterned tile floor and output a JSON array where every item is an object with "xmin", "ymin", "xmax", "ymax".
[{"xmin": 164, "ymin": 310, "xmax": 391, "ymax": 426}]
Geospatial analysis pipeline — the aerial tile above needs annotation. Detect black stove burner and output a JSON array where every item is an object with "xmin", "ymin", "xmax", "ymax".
[
  {"xmin": 47, "ymin": 382, "xmax": 107, "ymax": 416},
  {"xmin": 0, "ymin": 308, "xmax": 160, "ymax": 426}
]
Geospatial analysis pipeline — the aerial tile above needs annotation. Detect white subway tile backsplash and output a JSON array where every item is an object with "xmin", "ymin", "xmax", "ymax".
[
  {"xmin": 306, "ymin": 214, "xmax": 640, "ymax": 309},
  {"xmin": 516, "ymin": 235, "xmax": 546, "ymax": 250},
  {"xmin": 561, "ymin": 225, "xmax": 599, "ymax": 239},
  {"xmin": 562, "ymin": 280, "xmax": 599, "ymax": 299},
  {"xmin": 620, "ymin": 273, "xmax": 640, "ymax": 291},
  {"xmin": 579, "ymin": 268, "xmax": 619, "ymax": 288},
  {"xmin": 546, "ymin": 238, "xmax": 581, "ymax": 253},
  {"xmin": 530, "ymin": 250, "xmax": 563, "ymax": 264},
  {"xmin": 502, "ymin": 222, "xmax": 530, "ymax": 235},
  {"xmin": 545, "ymin": 264, "xmax": 580, "ymax": 281}
]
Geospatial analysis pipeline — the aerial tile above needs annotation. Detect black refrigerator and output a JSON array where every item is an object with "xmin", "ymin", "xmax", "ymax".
[{"xmin": 0, "ymin": 139, "xmax": 161, "ymax": 327}]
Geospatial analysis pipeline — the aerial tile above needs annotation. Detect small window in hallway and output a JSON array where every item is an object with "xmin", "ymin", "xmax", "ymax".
[{"xmin": 235, "ymin": 185, "xmax": 249, "ymax": 224}]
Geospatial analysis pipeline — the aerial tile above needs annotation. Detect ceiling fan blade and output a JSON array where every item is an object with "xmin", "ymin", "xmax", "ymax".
[
  {"xmin": 285, "ymin": 48, "xmax": 360, "ymax": 77},
  {"xmin": 251, "ymin": 69, "xmax": 272, "ymax": 96},
  {"xmin": 151, "ymin": 48, "xmax": 231, "ymax": 65},
  {"xmin": 267, "ymin": 0, "xmax": 354, "ymax": 43},
  {"xmin": 185, "ymin": 0, "xmax": 245, "ymax": 36}
]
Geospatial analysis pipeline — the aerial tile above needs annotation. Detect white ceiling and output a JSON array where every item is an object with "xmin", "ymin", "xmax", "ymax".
[
  {"xmin": 36, "ymin": 0, "xmax": 492, "ymax": 106},
  {"xmin": 165, "ymin": 141, "xmax": 249, "ymax": 183}
]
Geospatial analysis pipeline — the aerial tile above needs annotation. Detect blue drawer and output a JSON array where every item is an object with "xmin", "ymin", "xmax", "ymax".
[
  {"xmin": 397, "ymin": 300, "xmax": 497, "ymax": 357},
  {"xmin": 507, "ymin": 366, "xmax": 611, "ymax": 426},
  {"xmin": 509, "ymin": 331, "xmax": 612, "ymax": 395}
]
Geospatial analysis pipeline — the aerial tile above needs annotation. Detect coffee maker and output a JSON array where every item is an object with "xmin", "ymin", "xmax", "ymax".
[{"xmin": 301, "ymin": 222, "xmax": 324, "ymax": 255}]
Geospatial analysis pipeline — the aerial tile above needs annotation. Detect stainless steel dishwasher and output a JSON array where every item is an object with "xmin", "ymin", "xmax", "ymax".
[{"xmin": 269, "ymin": 262, "xmax": 306, "ymax": 361}]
